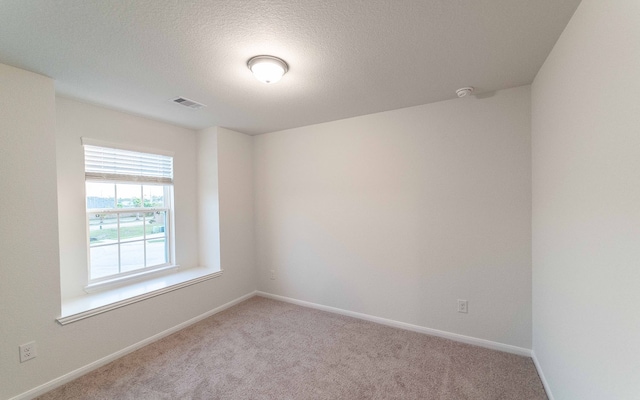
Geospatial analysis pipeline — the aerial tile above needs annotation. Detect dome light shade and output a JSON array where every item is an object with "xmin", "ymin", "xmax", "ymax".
[{"xmin": 247, "ymin": 55, "xmax": 288, "ymax": 84}]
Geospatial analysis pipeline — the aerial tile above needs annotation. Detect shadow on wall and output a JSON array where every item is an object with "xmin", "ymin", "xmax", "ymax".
[{"xmin": 474, "ymin": 90, "xmax": 497, "ymax": 100}]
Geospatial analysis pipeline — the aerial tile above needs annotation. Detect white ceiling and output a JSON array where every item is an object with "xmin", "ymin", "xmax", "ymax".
[{"xmin": 0, "ymin": 0, "xmax": 580, "ymax": 135}]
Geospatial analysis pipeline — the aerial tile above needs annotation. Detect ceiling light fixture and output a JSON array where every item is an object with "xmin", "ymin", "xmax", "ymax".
[
  {"xmin": 456, "ymin": 87, "xmax": 474, "ymax": 98},
  {"xmin": 247, "ymin": 55, "xmax": 289, "ymax": 84}
]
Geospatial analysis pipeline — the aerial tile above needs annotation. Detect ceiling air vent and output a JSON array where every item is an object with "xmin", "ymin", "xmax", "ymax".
[{"xmin": 171, "ymin": 97, "xmax": 206, "ymax": 110}]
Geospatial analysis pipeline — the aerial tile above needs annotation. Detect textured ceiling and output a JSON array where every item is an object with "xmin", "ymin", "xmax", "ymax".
[{"xmin": 0, "ymin": 0, "xmax": 580, "ymax": 135}]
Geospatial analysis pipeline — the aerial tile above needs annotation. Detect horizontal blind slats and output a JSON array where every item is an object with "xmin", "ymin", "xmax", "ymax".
[
  {"xmin": 85, "ymin": 172, "xmax": 173, "ymax": 184},
  {"xmin": 84, "ymin": 153, "xmax": 173, "ymax": 164},
  {"xmin": 84, "ymin": 144, "xmax": 173, "ymax": 184},
  {"xmin": 85, "ymin": 153, "xmax": 173, "ymax": 163},
  {"xmin": 84, "ymin": 163, "xmax": 171, "ymax": 175},
  {"xmin": 84, "ymin": 152, "xmax": 173, "ymax": 165}
]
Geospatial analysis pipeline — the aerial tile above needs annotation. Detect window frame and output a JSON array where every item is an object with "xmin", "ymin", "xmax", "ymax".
[
  {"xmin": 85, "ymin": 182, "xmax": 174, "ymax": 285},
  {"xmin": 81, "ymin": 138, "xmax": 176, "ymax": 287}
]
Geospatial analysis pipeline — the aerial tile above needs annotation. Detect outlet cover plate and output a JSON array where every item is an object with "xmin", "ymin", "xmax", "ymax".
[
  {"xmin": 19, "ymin": 341, "xmax": 37, "ymax": 362},
  {"xmin": 457, "ymin": 299, "xmax": 468, "ymax": 313}
]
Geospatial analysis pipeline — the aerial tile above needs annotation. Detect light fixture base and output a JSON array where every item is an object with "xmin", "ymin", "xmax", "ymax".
[
  {"xmin": 247, "ymin": 55, "xmax": 289, "ymax": 84},
  {"xmin": 456, "ymin": 87, "xmax": 475, "ymax": 98}
]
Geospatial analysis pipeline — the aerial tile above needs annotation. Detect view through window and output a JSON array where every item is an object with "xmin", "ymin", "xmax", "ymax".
[{"xmin": 87, "ymin": 183, "xmax": 171, "ymax": 280}]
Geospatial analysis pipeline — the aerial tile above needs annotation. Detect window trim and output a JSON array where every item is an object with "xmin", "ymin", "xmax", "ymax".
[
  {"xmin": 59, "ymin": 267, "xmax": 224, "ymax": 325},
  {"xmin": 82, "ymin": 138, "xmax": 177, "ymax": 289},
  {"xmin": 81, "ymin": 137, "xmax": 175, "ymax": 157},
  {"xmin": 84, "ymin": 263, "xmax": 179, "ymax": 293}
]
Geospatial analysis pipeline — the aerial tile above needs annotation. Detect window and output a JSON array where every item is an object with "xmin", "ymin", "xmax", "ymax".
[{"xmin": 83, "ymin": 140, "xmax": 174, "ymax": 283}]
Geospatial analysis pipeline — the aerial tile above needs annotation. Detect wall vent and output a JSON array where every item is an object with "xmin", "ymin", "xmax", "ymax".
[{"xmin": 171, "ymin": 97, "xmax": 206, "ymax": 110}]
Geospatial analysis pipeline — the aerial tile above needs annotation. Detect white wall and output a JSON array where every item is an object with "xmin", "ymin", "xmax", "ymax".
[
  {"xmin": 216, "ymin": 127, "xmax": 256, "ymax": 292},
  {"xmin": 197, "ymin": 127, "xmax": 221, "ymax": 270},
  {"xmin": 0, "ymin": 64, "xmax": 60, "ymax": 399},
  {"xmin": 194, "ymin": 125, "xmax": 256, "ymax": 281},
  {"xmin": 0, "ymin": 69, "xmax": 256, "ymax": 399},
  {"xmin": 254, "ymin": 86, "xmax": 532, "ymax": 348},
  {"xmin": 531, "ymin": 1, "xmax": 640, "ymax": 399}
]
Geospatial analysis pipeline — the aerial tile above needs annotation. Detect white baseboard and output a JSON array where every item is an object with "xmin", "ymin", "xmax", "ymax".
[
  {"xmin": 11, "ymin": 291, "xmax": 258, "ymax": 400},
  {"xmin": 531, "ymin": 350, "xmax": 555, "ymax": 400},
  {"xmin": 256, "ymin": 291, "xmax": 532, "ymax": 357}
]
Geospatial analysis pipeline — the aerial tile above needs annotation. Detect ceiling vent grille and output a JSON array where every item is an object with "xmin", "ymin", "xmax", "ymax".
[{"xmin": 171, "ymin": 97, "xmax": 206, "ymax": 110}]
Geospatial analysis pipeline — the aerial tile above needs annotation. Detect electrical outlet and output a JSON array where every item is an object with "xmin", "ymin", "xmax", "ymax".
[
  {"xmin": 19, "ymin": 341, "xmax": 37, "ymax": 363},
  {"xmin": 269, "ymin": 269, "xmax": 276, "ymax": 280},
  {"xmin": 457, "ymin": 300, "xmax": 468, "ymax": 314}
]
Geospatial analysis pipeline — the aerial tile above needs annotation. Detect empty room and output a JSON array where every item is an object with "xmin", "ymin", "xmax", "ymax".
[{"xmin": 1, "ymin": 1, "xmax": 638, "ymax": 399}]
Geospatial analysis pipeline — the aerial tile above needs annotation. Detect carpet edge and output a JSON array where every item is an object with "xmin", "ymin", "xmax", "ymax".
[
  {"xmin": 532, "ymin": 350, "xmax": 555, "ymax": 400},
  {"xmin": 256, "ymin": 291, "xmax": 532, "ymax": 357},
  {"xmin": 10, "ymin": 290, "xmax": 258, "ymax": 400}
]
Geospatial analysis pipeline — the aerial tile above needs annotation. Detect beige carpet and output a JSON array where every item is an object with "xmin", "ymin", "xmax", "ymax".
[{"xmin": 37, "ymin": 296, "xmax": 547, "ymax": 399}]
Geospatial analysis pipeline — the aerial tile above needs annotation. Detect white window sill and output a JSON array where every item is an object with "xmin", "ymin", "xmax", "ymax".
[
  {"xmin": 84, "ymin": 264, "xmax": 180, "ymax": 293},
  {"xmin": 57, "ymin": 266, "xmax": 223, "ymax": 325}
]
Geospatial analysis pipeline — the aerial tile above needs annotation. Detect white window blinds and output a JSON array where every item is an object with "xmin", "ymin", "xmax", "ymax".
[{"xmin": 84, "ymin": 144, "xmax": 173, "ymax": 185}]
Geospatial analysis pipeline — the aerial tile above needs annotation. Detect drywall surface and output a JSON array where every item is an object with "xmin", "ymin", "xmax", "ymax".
[
  {"xmin": 531, "ymin": 1, "xmax": 640, "ymax": 398},
  {"xmin": 197, "ymin": 127, "xmax": 221, "ymax": 270},
  {"xmin": 56, "ymin": 97, "xmax": 200, "ymax": 298},
  {"xmin": 1, "ymin": 73, "xmax": 256, "ymax": 398},
  {"xmin": 254, "ymin": 86, "xmax": 532, "ymax": 348},
  {"xmin": 196, "ymin": 126, "xmax": 255, "ymax": 284},
  {"xmin": 216, "ymin": 127, "xmax": 256, "ymax": 291},
  {"xmin": 0, "ymin": 64, "xmax": 60, "ymax": 399}
]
